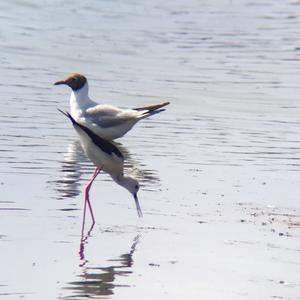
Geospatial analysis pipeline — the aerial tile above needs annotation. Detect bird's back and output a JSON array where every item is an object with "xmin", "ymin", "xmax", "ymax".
[
  {"xmin": 59, "ymin": 109, "xmax": 124, "ymax": 174},
  {"xmin": 78, "ymin": 105, "xmax": 140, "ymax": 140}
]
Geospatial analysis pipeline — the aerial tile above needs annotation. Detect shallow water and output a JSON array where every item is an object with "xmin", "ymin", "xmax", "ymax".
[{"xmin": 1, "ymin": 0, "xmax": 300, "ymax": 299}]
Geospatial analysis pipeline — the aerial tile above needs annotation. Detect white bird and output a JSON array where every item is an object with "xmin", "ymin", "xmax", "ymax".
[
  {"xmin": 58, "ymin": 109, "xmax": 143, "ymax": 232},
  {"xmin": 54, "ymin": 73, "xmax": 170, "ymax": 140}
]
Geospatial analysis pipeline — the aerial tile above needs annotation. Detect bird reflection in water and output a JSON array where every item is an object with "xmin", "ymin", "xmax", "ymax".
[
  {"xmin": 55, "ymin": 140, "xmax": 91, "ymax": 199},
  {"xmin": 63, "ymin": 235, "xmax": 140, "ymax": 299}
]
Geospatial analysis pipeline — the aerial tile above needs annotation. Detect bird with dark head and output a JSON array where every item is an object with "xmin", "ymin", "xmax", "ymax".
[
  {"xmin": 54, "ymin": 73, "xmax": 170, "ymax": 140},
  {"xmin": 54, "ymin": 73, "xmax": 87, "ymax": 91}
]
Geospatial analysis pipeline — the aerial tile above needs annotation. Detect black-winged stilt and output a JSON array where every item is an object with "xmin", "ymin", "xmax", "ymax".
[{"xmin": 58, "ymin": 109, "xmax": 143, "ymax": 232}]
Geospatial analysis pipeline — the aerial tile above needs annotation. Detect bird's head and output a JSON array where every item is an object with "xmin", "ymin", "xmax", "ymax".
[
  {"xmin": 115, "ymin": 175, "xmax": 142, "ymax": 217},
  {"xmin": 54, "ymin": 73, "xmax": 87, "ymax": 91}
]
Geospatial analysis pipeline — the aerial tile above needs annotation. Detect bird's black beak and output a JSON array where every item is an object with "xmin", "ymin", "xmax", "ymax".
[
  {"xmin": 134, "ymin": 193, "xmax": 143, "ymax": 218},
  {"xmin": 54, "ymin": 79, "xmax": 66, "ymax": 86}
]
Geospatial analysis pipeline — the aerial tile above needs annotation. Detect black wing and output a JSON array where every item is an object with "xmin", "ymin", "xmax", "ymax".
[{"xmin": 57, "ymin": 109, "xmax": 124, "ymax": 159}]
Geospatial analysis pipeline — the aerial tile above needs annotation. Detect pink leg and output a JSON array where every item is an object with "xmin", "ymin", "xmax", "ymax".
[{"xmin": 81, "ymin": 167, "xmax": 101, "ymax": 234}]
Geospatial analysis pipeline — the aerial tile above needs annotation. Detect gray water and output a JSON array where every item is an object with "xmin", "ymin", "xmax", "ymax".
[{"xmin": 1, "ymin": 1, "xmax": 300, "ymax": 299}]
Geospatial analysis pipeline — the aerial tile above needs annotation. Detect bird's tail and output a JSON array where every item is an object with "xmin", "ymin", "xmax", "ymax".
[
  {"xmin": 133, "ymin": 101, "xmax": 170, "ymax": 112},
  {"xmin": 134, "ymin": 101, "xmax": 170, "ymax": 119}
]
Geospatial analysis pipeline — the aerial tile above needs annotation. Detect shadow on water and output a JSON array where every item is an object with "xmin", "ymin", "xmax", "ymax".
[
  {"xmin": 63, "ymin": 235, "xmax": 140, "ymax": 299},
  {"xmin": 53, "ymin": 140, "xmax": 161, "ymax": 200}
]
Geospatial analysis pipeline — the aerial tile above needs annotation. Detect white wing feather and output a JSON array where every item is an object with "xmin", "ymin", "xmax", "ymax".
[{"xmin": 84, "ymin": 104, "xmax": 144, "ymax": 128}]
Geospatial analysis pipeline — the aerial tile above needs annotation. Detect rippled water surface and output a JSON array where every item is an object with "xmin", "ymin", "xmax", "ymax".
[{"xmin": 1, "ymin": 1, "xmax": 300, "ymax": 299}]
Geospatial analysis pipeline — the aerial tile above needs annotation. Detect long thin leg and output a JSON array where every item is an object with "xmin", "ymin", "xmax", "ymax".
[
  {"xmin": 82, "ymin": 167, "xmax": 99, "ymax": 225},
  {"xmin": 81, "ymin": 167, "xmax": 101, "ymax": 235}
]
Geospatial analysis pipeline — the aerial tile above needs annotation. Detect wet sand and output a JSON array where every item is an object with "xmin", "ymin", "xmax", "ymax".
[{"xmin": 0, "ymin": 0, "xmax": 300, "ymax": 299}]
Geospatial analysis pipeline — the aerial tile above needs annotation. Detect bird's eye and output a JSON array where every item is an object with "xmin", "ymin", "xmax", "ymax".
[{"xmin": 135, "ymin": 185, "xmax": 139, "ymax": 190}]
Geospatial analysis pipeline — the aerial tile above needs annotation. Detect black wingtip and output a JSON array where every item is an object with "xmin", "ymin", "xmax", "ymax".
[
  {"xmin": 57, "ymin": 108, "xmax": 76, "ymax": 124},
  {"xmin": 57, "ymin": 108, "xmax": 124, "ymax": 159},
  {"xmin": 141, "ymin": 108, "xmax": 166, "ymax": 117},
  {"xmin": 57, "ymin": 108, "xmax": 68, "ymax": 117}
]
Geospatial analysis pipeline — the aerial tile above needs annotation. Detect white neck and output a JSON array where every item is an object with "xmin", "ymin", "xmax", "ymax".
[
  {"xmin": 70, "ymin": 82, "xmax": 95, "ymax": 116},
  {"xmin": 112, "ymin": 174, "xmax": 133, "ymax": 193}
]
